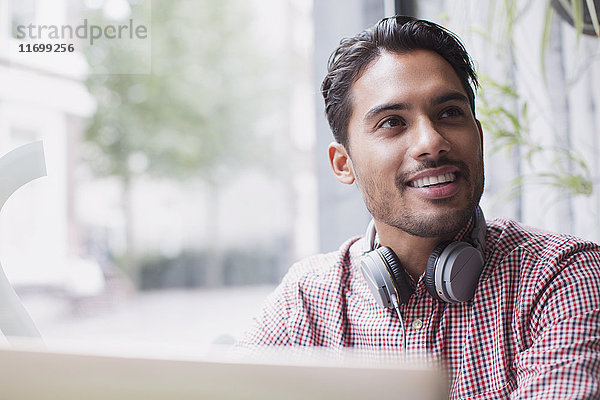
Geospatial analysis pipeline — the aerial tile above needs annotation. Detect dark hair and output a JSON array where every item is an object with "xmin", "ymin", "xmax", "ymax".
[{"xmin": 321, "ymin": 16, "xmax": 478, "ymax": 147}]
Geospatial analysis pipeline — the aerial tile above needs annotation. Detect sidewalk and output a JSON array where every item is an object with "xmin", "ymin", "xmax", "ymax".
[{"xmin": 20, "ymin": 284, "xmax": 275, "ymax": 356}]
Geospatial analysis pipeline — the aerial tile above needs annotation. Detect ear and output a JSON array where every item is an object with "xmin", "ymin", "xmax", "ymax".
[{"xmin": 328, "ymin": 142, "xmax": 355, "ymax": 185}]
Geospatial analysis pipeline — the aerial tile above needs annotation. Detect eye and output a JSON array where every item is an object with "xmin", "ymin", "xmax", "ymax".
[
  {"xmin": 379, "ymin": 116, "xmax": 405, "ymax": 129},
  {"xmin": 439, "ymin": 107, "xmax": 464, "ymax": 119}
]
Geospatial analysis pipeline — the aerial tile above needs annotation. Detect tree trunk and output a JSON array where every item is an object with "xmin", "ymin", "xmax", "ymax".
[
  {"xmin": 121, "ymin": 174, "xmax": 138, "ymax": 286},
  {"xmin": 204, "ymin": 180, "xmax": 223, "ymax": 287}
]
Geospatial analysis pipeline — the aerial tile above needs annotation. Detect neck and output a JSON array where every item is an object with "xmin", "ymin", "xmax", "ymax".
[{"xmin": 374, "ymin": 222, "xmax": 454, "ymax": 283}]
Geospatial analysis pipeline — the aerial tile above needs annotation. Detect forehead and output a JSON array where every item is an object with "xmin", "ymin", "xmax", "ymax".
[{"xmin": 349, "ymin": 49, "xmax": 467, "ymax": 117}]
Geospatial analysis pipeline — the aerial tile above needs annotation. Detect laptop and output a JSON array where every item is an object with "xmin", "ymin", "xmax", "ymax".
[{"xmin": 0, "ymin": 343, "xmax": 448, "ymax": 399}]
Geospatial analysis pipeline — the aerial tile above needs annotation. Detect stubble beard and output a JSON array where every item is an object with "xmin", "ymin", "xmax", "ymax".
[{"xmin": 356, "ymin": 157, "xmax": 484, "ymax": 238}]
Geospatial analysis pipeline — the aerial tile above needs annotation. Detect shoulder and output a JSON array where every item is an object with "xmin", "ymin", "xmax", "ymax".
[
  {"xmin": 283, "ymin": 236, "xmax": 363, "ymax": 286},
  {"xmin": 237, "ymin": 236, "xmax": 364, "ymax": 346},
  {"xmin": 483, "ymin": 218, "xmax": 600, "ymax": 310},
  {"xmin": 485, "ymin": 218, "xmax": 600, "ymax": 263},
  {"xmin": 482, "ymin": 219, "xmax": 600, "ymax": 340},
  {"xmin": 482, "ymin": 218, "xmax": 600, "ymax": 298}
]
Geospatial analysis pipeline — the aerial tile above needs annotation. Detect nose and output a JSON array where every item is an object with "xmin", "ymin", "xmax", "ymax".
[{"xmin": 408, "ymin": 118, "xmax": 451, "ymax": 160}]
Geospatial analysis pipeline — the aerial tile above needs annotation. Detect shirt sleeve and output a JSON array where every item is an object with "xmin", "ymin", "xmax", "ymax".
[
  {"xmin": 235, "ymin": 281, "xmax": 294, "ymax": 346},
  {"xmin": 511, "ymin": 250, "xmax": 600, "ymax": 398}
]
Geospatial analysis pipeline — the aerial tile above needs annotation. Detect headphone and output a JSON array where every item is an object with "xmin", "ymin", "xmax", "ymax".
[{"xmin": 360, "ymin": 206, "xmax": 486, "ymax": 308}]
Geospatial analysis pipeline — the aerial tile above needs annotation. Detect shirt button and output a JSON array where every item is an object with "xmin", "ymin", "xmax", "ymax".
[{"xmin": 411, "ymin": 319, "xmax": 424, "ymax": 330}]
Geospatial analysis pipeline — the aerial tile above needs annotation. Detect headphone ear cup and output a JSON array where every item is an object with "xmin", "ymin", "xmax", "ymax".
[
  {"xmin": 376, "ymin": 246, "xmax": 413, "ymax": 304},
  {"xmin": 425, "ymin": 241, "xmax": 452, "ymax": 301}
]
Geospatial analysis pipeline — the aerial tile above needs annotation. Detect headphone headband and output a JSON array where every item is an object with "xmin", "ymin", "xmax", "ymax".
[{"xmin": 364, "ymin": 219, "xmax": 377, "ymax": 253}]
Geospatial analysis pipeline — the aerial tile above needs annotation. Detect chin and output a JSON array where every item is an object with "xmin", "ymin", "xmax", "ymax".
[{"xmin": 385, "ymin": 204, "xmax": 475, "ymax": 238}]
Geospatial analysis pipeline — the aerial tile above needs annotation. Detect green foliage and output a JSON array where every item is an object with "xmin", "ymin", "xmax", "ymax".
[
  {"xmin": 503, "ymin": 152, "xmax": 593, "ymax": 202},
  {"xmin": 84, "ymin": 0, "xmax": 278, "ymax": 184},
  {"xmin": 541, "ymin": 1, "xmax": 555, "ymax": 80},
  {"xmin": 479, "ymin": 71, "xmax": 593, "ymax": 200},
  {"xmin": 82, "ymin": 1, "xmax": 290, "ymax": 279},
  {"xmin": 478, "ymin": 76, "xmax": 542, "ymax": 161},
  {"xmin": 574, "ymin": 0, "xmax": 585, "ymax": 38},
  {"xmin": 542, "ymin": 0, "xmax": 600, "ymax": 74},
  {"xmin": 475, "ymin": 1, "xmax": 594, "ymax": 202}
]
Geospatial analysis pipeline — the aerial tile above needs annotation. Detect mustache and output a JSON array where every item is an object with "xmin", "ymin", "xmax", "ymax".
[{"xmin": 396, "ymin": 156, "xmax": 471, "ymax": 187}]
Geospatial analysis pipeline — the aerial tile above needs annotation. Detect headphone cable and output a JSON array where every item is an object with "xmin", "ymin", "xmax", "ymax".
[{"xmin": 392, "ymin": 298, "xmax": 407, "ymax": 358}]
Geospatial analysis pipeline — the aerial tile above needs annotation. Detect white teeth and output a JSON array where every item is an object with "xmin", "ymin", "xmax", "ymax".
[{"xmin": 410, "ymin": 172, "xmax": 456, "ymax": 188}]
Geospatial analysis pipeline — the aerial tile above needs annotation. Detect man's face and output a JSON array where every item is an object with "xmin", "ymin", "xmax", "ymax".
[{"xmin": 338, "ymin": 49, "xmax": 484, "ymax": 238}]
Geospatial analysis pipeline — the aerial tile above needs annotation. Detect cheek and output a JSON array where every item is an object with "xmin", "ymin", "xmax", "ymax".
[
  {"xmin": 453, "ymin": 132, "xmax": 482, "ymax": 159},
  {"xmin": 357, "ymin": 152, "xmax": 402, "ymax": 182},
  {"xmin": 371, "ymin": 138, "xmax": 408, "ymax": 163},
  {"xmin": 349, "ymin": 134, "xmax": 410, "ymax": 175}
]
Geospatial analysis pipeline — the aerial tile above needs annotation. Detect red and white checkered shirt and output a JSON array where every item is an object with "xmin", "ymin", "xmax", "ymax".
[{"xmin": 239, "ymin": 218, "xmax": 600, "ymax": 399}]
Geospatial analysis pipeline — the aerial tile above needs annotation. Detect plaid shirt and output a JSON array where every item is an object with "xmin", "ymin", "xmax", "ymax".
[{"xmin": 239, "ymin": 218, "xmax": 600, "ymax": 399}]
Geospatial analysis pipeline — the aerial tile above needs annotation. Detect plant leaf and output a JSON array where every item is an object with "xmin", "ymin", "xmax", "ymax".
[
  {"xmin": 541, "ymin": 2, "xmax": 554, "ymax": 83},
  {"xmin": 585, "ymin": 0, "xmax": 600, "ymax": 35},
  {"xmin": 573, "ymin": 0, "xmax": 585, "ymax": 42}
]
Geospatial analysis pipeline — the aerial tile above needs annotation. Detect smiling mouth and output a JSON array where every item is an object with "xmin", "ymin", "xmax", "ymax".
[{"xmin": 408, "ymin": 172, "xmax": 456, "ymax": 188}]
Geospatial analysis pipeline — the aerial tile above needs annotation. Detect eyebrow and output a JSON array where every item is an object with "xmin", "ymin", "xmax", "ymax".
[
  {"xmin": 363, "ymin": 102, "xmax": 410, "ymax": 123},
  {"xmin": 362, "ymin": 91, "xmax": 470, "ymax": 123},
  {"xmin": 433, "ymin": 92, "xmax": 470, "ymax": 106}
]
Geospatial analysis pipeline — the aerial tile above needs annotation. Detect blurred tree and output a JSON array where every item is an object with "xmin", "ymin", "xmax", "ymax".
[{"xmin": 83, "ymin": 0, "xmax": 280, "ymax": 284}]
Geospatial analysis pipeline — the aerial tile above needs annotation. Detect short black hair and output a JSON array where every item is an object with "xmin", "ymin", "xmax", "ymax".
[{"xmin": 321, "ymin": 15, "xmax": 478, "ymax": 148}]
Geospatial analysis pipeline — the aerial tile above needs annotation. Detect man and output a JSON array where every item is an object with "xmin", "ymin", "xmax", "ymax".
[{"xmin": 238, "ymin": 16, "xmax": 600, "ymax": 398}]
